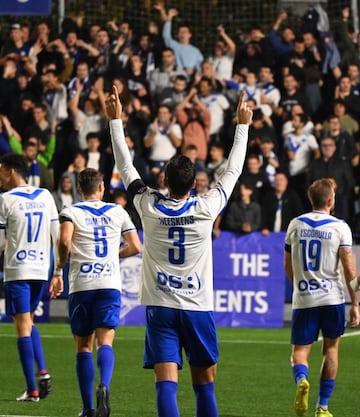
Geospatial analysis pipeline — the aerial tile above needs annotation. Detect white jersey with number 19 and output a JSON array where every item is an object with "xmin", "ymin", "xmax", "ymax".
[
  {"xmin": 285, "ymin": 211, "xmax": 352, "ymax": 309},
  {"xmin": 0, "ymin": 185, "xmax": 59, "ymax": 282}
]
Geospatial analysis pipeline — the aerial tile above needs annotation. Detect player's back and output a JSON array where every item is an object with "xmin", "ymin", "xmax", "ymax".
[
  {"xmin": 60, "ymin": 200, "xmax": 135, "ymax": 293},
  {"xmin": 286, "ymin": 211, "xmax": 352, "ymax": 308},
  {"xmin": 134, "ymin": 187, "xmax": 225, "ymax": 311},
  {"xmin": 0, "ymin": 185, "xmax": 59, "ymax": 281}
]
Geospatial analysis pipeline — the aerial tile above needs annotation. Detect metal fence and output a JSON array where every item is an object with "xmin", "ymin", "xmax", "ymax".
[{"xmin": 0, "ymin": 0, "xmax": 358, "ymax": 57}]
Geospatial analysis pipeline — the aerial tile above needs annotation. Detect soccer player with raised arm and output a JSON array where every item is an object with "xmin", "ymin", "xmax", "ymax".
[
  {"xmin": 56, "ymin": 168, "xmax": 142, "ymax": 417},
  {"xmin": 0, "ymin": 153, "xmax": 63, "ymax": 402},
  {"xmin": 106, "ymin": 87, "xmax": 252, "ymax": 417},
  {"xmin": 284, "ymin": 178, "xmax": 360, "ymax": 417}
]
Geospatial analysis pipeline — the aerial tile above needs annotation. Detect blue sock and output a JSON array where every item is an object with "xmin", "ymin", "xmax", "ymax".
[
  {"xmin": 17, "ymin": 336, "xmax": 36, "ymax": 392},
  {"xmin": 156, "ymin": 380, "xmax": 179, "ymax": 417},
  {"xmin": 97, "ymin": 345, "xmax": 114, "ymax": 389},
  {"xmin": 31, "ymin": 325, "xmax": 47, "ymax": 373},
  {"xmin": 193, "ymin": 382, "xmax": 218, "ymax": 417},
  {"xmin": 76, "ymin": 352, "xmax": 95, "ymax": 411},
  {"xmin": 292, "ymin": 364, "xmax": 308, "ymax": 384},
  {"xmin": 318, "ymin": 378, "xmax": 335, "ymax": 408}
]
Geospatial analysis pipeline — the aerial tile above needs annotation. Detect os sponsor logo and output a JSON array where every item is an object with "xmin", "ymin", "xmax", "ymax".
[{"xmin": 80, "ymin": 261, "xmax": 114, "ymax": 275}]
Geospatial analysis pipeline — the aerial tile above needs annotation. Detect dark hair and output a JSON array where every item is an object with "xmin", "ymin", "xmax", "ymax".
[
  {"xmin": 307, "ymin": 178, "xmax": 334, "ymax": 210},
  {"xmin": 77, "ymin": 168, "xmax": 103, "ymax": 196},
  {"xmin": 86, "ymin": 132, "xmax": 100, "ymax": 141},
  {"xmin": 0, "ymin": 153, "xmax": 28, "ymax": 178},
  {"xmin": 164, "ymin": 155, "xmax": 195, "ymax": 197},
  {"xmin": 294, "ymin": 113, "xmax": 308, "ymax": 125}
]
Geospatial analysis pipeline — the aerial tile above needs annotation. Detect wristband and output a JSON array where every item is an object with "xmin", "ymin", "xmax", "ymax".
[
  {"xmin": 350, "ymin": 278, "xmax": 359, "ymax": 292},
  {"xmin": 54, "ymin": 268, "xmax": 63, "ymax": 276}
]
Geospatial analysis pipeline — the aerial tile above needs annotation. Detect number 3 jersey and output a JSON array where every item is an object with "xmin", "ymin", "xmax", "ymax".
[
  {"xmin": 133, "ymin": 186, "xmax": 227, "ymax": 311},
  {"xmin": 0, "ymin": 185, "xmax": 59, "ymax": 282},
  {"xmin": 285, "ymin": 211, "xmax": 353, "ymax": 309},
  {"xmin": 60, "ymin": 201, "xmax": 136, "ymax": 294}
]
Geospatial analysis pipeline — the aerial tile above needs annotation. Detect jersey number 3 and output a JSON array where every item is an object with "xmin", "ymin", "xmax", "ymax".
[{"xmin": 168, "ymin": 227, "xmax": 185, "ymax": 264}]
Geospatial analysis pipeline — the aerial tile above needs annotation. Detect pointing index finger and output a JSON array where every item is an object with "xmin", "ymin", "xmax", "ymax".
[{"xmin": 239, "ymin": 90, "xmax": 246, "ymax": 108}]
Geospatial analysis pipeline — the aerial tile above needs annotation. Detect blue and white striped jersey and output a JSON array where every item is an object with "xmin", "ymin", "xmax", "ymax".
[
  {"xmin": 60, "ymin": 201, "xmax": 136, "ymax": 294},
  {"xmin": 0, "ymin": 185, "xmax": 59, "ymax": 282},
  {"xmin": 285, "ymin": 211, "xmax": 352, "ymax": 308}
]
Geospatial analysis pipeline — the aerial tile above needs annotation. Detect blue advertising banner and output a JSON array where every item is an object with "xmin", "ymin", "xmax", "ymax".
[
  {"xmin": 0, "ymin": 0, "xmax": 52, "ymax": 16},
  {"xmin": 119, "ymin": 231, "xmax": 286, "ymax": 328}
]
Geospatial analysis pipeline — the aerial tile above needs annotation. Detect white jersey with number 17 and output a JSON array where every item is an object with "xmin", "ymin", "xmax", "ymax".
[{"xmin": 0, "ymin": 185, "xmax": 59, "ymax": 282}]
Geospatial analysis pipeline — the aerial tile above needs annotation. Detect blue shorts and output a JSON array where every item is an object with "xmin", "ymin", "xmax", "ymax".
[
  {"xmin": 4, "ymin": 280, "xmax": 45, "ymax": 316},
  {"xmin": 143, "ymin": 306, "xmax": 219, "ymax": 369},
  {"xmin": 68, "ymin": 289, "xmax": 121, "ymax": 337},
  {"xmin": 291, "ymin": 304, "xmax": 346, "ymax": 345}
]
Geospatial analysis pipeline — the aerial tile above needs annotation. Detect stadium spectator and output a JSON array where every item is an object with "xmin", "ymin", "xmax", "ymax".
[
  {"xmin": 240, "ymin": 153, "xmax": 272, "ymax": 203},
  {"xmin": 155, "ymin": 3, "xmax": 204, "ymax": 75},
  {"xmin": 308, "ymin": 135, "xmax": 355, "ymax": 221},
  {"xmin": 149, "ymin": 47, "xmax": 188, "ymax": 107},
  {"xmin": 321, "ymin": 99, "xmax": 359, "ymax": 137},
  {"xmin": 68, "ymin": 79, "xmax": 105, "ymax": 150},
  {"xmin": 143, "ymin": 104, "xmax": 182, "ymax": 176},
  {"xmin": 282, "ymin": 104, "xmax": 314, "ymax": 140},
  {"xmin": 0, "ymin": 152, "xmax": 62, "ymax": 402},
  {"xmin": 56, "ymin": 168, "xmax": 141, "ymax": 417},
  {"xmin": 198, "ymin": 76, "xmax": 230, "ymax": 144},
  {"xmin": 258, "ymin": 136, "xmax": 280, "ymax": 188},
  {"xmin": 334, "ymin": 75, "xmax": 360, "ymax": 120},
  {"xmin": 157, "ymin": 73, "xmax": 188, "ymax": 109},
  {"xmin": 176, "ymin": 87, "xmax": 211, "ymax": 166},
  {"xmin": 261, "ymin": 172, "xmax": 303, "ymax": 236},
  {"xmin": 107, "ymin": 86, "xmax": 252, "ymax": 417},
  {"xmin": 67, "ymin": 61, "xmax": 91, "ymax": 101},
  {"xmin": 283, "ymin": 113, "xmax": 320, "ymax": 203},
  {"xmin": 284, "ymin": 178, "xmax": 359, "ymax": 417},
  {"xmin": 126, "ymin": 54, "xmax": 151, "ymax": 105},
  {"xmin": 40, "ymin": 68, "xmax": 68, "ymax": 126},
  {"xmin": 52, "ymin": 172, "xmax": 81, "ymax": 212},
  {"xmin": 322, "ymin": 114, "xmax": 359, "ymax": 168},
  {"xmin": 208, "ymin": 25, "xmax": 236, "ymax": 82},
  {"xmin": 258, "ymin": 66, "xmax": 281, "ymax": 117},
  {"xmin": 276, "ymin": 74, "xmax": 309, "ymax": 122},
  {"xmin": 206, "ymin": 142, "xmax": 227, "ymax": 188},
  {"xmin": 222, "ymin": 182, "xmax": 261, "ymax": 233},
  {"xmin": 269, "ymin": 10, "xmax": 295, "ymax": 58}
]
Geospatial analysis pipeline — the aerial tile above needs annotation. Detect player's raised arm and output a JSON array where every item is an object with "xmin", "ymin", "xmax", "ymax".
[
  {"xmin": 217, "ymin": 91, "xmax": 252, "ymax": 198},
  {"xmin": 106, "ymin": 85, "xmax": 141, "ymax": 189},
  {"xmin": 236, "ymin": 90, "xmax": 253, "ymax": 125}
]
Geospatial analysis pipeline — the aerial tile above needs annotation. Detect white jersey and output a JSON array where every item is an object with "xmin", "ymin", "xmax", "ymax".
[
  {"xmin": 60, "ymin": 201, "xmax": 136, "ymax": 294},
  {"xmin": 134, "ymin": 187, "xmax": 227, "ymax": 311},
  {"xmin": 285, "ymin": 211, "xmax": 352, "ymax": 309},
  {"xmin": 0, "ymin": 185, "xmax": 59, "ymax": 282},
  {"xmin": 109, "ymin": 119, "xmax": 249, "ymax": 312},
  {"xmin": 285, "ymin": 132, "xmax": 319, "ymax": 176}
]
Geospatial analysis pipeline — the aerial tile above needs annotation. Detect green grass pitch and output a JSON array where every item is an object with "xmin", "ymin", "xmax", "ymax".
[{"xmin": 0, "ymin": 324, "xmax": 359, "ymax": 417}]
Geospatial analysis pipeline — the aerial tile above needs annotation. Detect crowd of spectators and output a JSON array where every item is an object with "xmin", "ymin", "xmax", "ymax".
[{"xmin": 0, "ymin": 2, "xmax": 360, "ymax": 238}]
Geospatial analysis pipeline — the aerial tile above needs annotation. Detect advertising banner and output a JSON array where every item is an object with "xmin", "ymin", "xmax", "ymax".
[
  {"xmin": 119, "ymin": 232, "xmax": 286, "ymax": 328},
  {"xmin": 0, "ymin": 0, "xmax": 51, "ymax": 16}
]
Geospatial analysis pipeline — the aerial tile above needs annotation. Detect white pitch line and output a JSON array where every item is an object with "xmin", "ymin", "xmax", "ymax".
[{"xmin": 0, "ymin": 415, "xmax": 58, "ymax": 417}]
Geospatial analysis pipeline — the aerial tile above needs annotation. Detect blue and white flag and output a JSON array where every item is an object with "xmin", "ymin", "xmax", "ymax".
[{"xmin": 0, "ymin": 0, "xmax": 51, "ymax": 16}]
